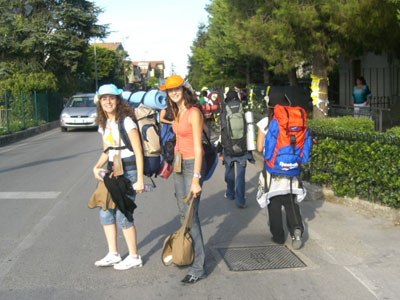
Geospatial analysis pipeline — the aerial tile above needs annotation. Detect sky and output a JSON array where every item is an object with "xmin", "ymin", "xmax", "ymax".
[{"xmin": 94, "ymin": 0, "xmax": 211, "ymax": 78}]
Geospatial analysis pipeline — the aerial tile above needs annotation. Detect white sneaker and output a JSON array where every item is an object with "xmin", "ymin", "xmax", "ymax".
[
  {"xmin": 292, "ymin": 229, "xmax": 303, "ymax": 250},
  {"xmin": 113, "ymin": 255, "xmax": 143, "ymax": 270},
  {"xmin": 94, "ymin": 252, "xmax": 121, "ymax": 267}
]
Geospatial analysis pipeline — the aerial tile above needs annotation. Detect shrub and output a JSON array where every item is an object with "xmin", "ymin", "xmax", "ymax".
[
  {"xmin": 305, "ymin": 117, "xmax": 400, "ymax": 208},
  {"xmin": 308, "ymin": 116, "xmax": 374, "ymax": 132},
  {"xmin": 386, "ymin": 126, "xmax": 400, "ymax": 137}
]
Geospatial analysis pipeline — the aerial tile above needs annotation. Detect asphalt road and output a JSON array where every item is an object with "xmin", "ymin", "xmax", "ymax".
[{"xmin": 0, "ymin": 128, "xmax": 400, "ymax": 300}]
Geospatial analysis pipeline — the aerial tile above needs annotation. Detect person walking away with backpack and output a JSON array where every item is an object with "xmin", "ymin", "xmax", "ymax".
[
  {"xmin": 92, "ymin": 84, "xmax": 145, "ymax": 270},
  {"xmin": 199, "ymin": 90, "xmax": 208, "ymax": 105},
  {"xmin": 160, "ymin": 75, "xmax": 207, "ymax": 284},
  {"xmin": 220, "ymin": 89, "xmax": 254, "ymax": 209},
  {"xmin": 256, "ymin": 91, "xmax": 311, "ymax": 250}
]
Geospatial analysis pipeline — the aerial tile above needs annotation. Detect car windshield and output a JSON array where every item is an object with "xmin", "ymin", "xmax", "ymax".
[{"xmin": 66, "ymin": 96, "xmax": 95, "ymax": 108}]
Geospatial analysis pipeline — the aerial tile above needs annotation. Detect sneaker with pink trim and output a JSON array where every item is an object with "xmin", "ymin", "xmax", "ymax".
[{"xmin": 113, "ymin": 255, "xmax": 143, "ymax": 270}]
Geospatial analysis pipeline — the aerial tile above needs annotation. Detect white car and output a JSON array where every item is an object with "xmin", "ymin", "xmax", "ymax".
[{"xmin": 60, "ymin": 93, "xmax": 98, "ymax": 132}]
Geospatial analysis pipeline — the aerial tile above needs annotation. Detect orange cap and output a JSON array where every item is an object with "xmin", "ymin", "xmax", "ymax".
[{"xmin": 159, "ymin": 75, "xmax": 184, "ymax": 90}]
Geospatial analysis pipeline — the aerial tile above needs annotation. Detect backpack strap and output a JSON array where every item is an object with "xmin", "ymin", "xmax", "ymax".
[
  {"xmin": 140, "ymin": 91, "xmax": 149, "ymax": 104},
  {"xmin": 127, "ymin": 91, "xmax": 135, "ymax": 101},
  {"xmin": 300, "ymin": 109, "xmax": 305, "ymax": 129},
  {"xmin": 203, "ymin": 129, "xmax": 212, "ymax": 146},
  {"xmin": 103, "ymin": 145, "xmax": 126, "ymax": 154},
  {"xmin": 262, "ymin": 164, "xmax": 268, "ymax": 192},
  {"xmin": 118, "ymin": 118, "xmax": 133, "ymax": 152},
  {"xmin": 284, "ymin": 107, "xmax": 290, "ymax": 135}
]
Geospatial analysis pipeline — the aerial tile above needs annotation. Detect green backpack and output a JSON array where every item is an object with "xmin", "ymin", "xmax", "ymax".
[{"xmin": 224, "ymin": 100, "xmax": 247, "ymax": 155}]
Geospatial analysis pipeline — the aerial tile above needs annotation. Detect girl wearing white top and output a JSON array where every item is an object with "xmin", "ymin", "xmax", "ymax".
[{"xmin": 92, "ymin": 84, "xmax": 144, "ymax": 270}]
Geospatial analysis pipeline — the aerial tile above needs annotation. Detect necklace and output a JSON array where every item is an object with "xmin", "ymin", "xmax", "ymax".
[{"xmin": 177, "ymin": 107, "xmax": 187, "ymax": 121}]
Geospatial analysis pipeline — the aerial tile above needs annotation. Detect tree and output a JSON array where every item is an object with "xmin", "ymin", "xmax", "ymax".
[
  {"xmin": 189, "ymin": 0, "xmax": 400, "ymax": 117},
  {"xmin": 148, "ymin": 77, "xmax": 160, "ymax": 89},
  {"xmin": 229, "ymin": 0, "xmax": 400, "ymax": 117},
  {"xmin": 187, "ymin": 24, "xmax": 222, "ymax": 90},
  {"xmin": 206, "ymin": 0, "xmax": 256, "ymax": 86},
  {"xmin": 84, "ymin": 45, "xmax": 126, "ymax": 90},
  {"xmin": 227, "ymin": 0, "xmax": 300, "ymax": 84},
  {"xmin": 187, "ymin": 3, "xmax": 266, "ymax": 90},
  {"xmin": 0, "ymin": 0, "xmax": 107, "ymax": 94}
]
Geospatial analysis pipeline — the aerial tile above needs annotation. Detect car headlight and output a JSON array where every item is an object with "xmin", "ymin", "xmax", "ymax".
[
  {"xmin": 61, "ymin": 113, "xmax": 69, "ymax": 118},
  {"xmin": 90, "ymin": 113, "xmax": 97, "ymax": 118}
]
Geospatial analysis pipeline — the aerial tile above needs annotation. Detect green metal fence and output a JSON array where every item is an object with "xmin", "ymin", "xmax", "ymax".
[{"xmin": 0, "ymin": 91, "xmax": 64, "ymax": 135}]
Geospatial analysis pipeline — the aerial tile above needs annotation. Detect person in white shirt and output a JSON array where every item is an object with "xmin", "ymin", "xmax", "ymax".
[
  {"xmin": 92, "ymin": 84, "xmax": 145, "ymax": 270},
  {"xmin": 256, "ymin": 91, "xmax": 304, "ymax": 250}
]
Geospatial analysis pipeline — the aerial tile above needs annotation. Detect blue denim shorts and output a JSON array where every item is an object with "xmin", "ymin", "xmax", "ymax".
[{"xmin": 99, "ymin": 169, "xmax": 137, "ymax": 229}]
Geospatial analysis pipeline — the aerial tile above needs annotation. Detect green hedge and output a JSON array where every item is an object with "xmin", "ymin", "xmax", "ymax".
[
  {"xmin": 305, "ymin": 117, "xmax": 400, "ymax": 208},
  {"xmin": 308, "ymin": 116, "xmax": 375, "ymax": 132},
  {"xmin": 386, "ymin": 126, "xmax": 400, "ymax": 137}
]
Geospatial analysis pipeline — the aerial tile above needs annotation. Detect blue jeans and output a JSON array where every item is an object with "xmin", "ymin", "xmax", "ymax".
[
  {"xmin": 223, "ymin": 154, "xmax": 246, "ymax": 206},
  {"xmin": 173, "ymin": 158, "xmax": 206, "ymax": 278},
  {"xmin": 99, "ymin": 169, "xmax": 137, "ymax": 229}
]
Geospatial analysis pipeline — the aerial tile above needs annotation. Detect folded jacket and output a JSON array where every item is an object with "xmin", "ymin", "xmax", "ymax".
[{"xmin": 103, "ymin": 174, "xmax": 136, "ymax": 221}]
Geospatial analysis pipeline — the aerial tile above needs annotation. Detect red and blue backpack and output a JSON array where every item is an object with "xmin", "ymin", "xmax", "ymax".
[{"xmin": 263, "ymin": 105, "xmax": 312, "ymax": 177}]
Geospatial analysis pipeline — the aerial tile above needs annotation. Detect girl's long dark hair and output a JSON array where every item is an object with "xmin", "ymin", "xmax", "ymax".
[
  {"xmin": 263, "ymin": 107, "xmax": 275, "ymax": 131},
  {"xmin": 166, "ymin": 86, "xmax": 200, "ymax": 120},
  {"xmin": 96, "ymin": 95, "xmax": 136, "ymax": 130}
]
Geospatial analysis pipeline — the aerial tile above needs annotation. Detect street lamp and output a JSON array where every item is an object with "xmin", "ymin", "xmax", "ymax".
[
  {"xmin": 91, "ymin": 1, "xmax": 98, "ymax": 91},
  {"xmin": 93, "ymin": 39, "xmax": 98, "ymax": 91}
]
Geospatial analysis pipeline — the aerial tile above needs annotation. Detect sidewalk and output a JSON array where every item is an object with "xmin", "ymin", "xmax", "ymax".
[
  {"xmin": 216, "ymin": 157, "xmax": 400, "ymax": 299},
  {"xmin": 127, "ymin": 152, "xmax": 400, "ymax": 300}
]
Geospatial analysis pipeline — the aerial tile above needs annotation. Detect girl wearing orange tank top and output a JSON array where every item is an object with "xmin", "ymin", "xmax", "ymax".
[{"xmin": 160, "ymin": 75, "xmax": 206, "ymax": 284}]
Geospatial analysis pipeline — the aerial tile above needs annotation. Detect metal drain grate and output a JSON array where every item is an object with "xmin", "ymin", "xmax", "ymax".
[{"xmin": 217, "ymin": 245, "xmax": 306, "ymax": 271}]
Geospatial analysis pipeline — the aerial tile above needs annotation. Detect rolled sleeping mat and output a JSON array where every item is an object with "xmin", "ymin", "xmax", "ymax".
[
  {"xmin": 245, "ymin": 111, "xmax": 256, "ymax": 151},
  {"xmin": 121, "ymin": 91, "xmax": 145, "ymax": 107},
  {"xmin": 121, "ymin": 90, "xmax": 167, "ymax": 110},
  {"xmin": 201, "ymin": 104, "xmax": 218, "ymax": 112},
  {"xmin": 142, "ymin": 90, "xmax": 167, "ymax": 110}
]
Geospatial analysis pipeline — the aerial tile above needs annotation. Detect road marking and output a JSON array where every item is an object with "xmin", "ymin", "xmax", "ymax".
[
  {"xmin": 308, "ymin": 228, "xmax": 380, "ymax": 299},
  {"xmin": 0, "ymin": 192, "xmax": 61, "ymax": 199},
  {"xmin": 0, "ymin": 167, "xmax": 90, "ymax": 283},
  {"xmin": 344, "ymin": 266, "xmax": 380, "ymax": 300}
]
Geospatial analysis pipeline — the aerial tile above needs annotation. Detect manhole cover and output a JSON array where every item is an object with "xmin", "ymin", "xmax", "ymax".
[{"xmin": 217, "ymin": 245, "xmax": 306, "ymax": 271}]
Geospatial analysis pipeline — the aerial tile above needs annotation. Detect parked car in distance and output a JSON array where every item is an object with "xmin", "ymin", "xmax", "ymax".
[{"xmin": 60, "ymin": 93, "xmax": 98, "ymax": 132}]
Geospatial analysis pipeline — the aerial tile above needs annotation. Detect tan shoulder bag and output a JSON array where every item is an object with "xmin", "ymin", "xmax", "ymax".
[{"xmin": 161, "ymin": 193, "xmax": 194, "ymax": 266}]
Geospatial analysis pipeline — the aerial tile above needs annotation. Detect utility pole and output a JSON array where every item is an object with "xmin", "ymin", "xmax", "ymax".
[
  {"xmin": 170, "ymin": 63, "xmax": 176, "ymax": 76},
  {"xmin": 94, "ymin": 40, "xmax": 98, "ymax": 91},
  {"xmin": 92, "ymin": 0, "xmax": 98, "ymax": 91}
]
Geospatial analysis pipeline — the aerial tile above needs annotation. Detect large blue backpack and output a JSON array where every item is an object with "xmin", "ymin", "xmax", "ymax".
[{"xmin": 264, "ymin": 105, "xmax": 312, "ymax": 177}]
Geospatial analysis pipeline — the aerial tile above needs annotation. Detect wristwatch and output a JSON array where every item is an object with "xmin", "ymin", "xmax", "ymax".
[{"xmin": 193, "ymin": 173, "xmax": 202, "ymax": 179}]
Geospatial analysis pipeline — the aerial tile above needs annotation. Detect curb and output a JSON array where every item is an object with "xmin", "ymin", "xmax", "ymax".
[
  {"xmin": 0, "ymin": 121, "xmax": 59, "ymax": 147},
  {"xmin": 252, "ymin": 149, "xmax": 400, "ymax": 224}
]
